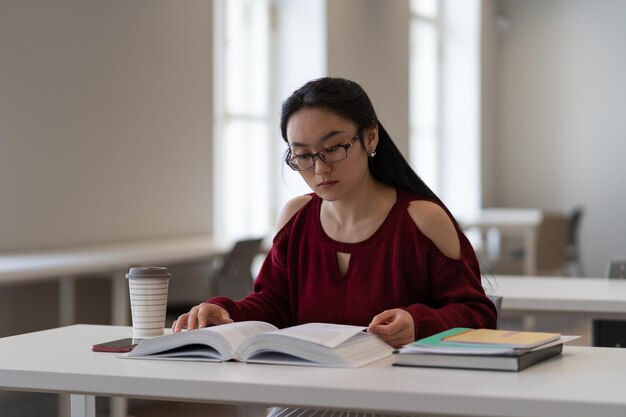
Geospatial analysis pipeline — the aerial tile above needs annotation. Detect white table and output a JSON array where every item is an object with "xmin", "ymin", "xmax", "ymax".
[
  {"xmin": 0, "ymin": 234, "xmax": 227, "ymax": 326},
  {"xmin": 489, "ymin": 275, "xmax": 626, "ymax": 320},
  {"xmin": 1, "ymin": 324, "xmax": 626, "ymax": 417},
  {"xmin": 0, "ymin": 235, "xmax": 230, "ymax": 417},
  {"xmin": 460, "ymin": 209, "xmax": 543, "ymax": 275}
]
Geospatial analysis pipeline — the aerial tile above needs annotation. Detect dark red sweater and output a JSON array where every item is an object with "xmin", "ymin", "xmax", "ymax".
[{"xmin": 208, "ymin": 189, "xmax": 497, "ymax": 340}]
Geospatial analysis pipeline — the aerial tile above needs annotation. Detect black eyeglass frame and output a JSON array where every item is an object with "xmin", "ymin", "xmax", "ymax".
[{"xmin": 285, "ymin": 135, "xmax": 361, "ymax": 171}]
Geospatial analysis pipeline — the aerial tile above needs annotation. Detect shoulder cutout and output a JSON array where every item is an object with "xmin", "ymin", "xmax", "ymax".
[
  {"xmin": 407, "ymin": 200, "xmax": 461, "ymax": 260},
  {"xmin": 275, "ymin": 195, "xmax": 313, "ymax": 232}
]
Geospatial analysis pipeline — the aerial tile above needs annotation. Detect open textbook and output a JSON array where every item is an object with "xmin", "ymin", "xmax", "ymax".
[{"xmin": 125, "ymin": 321, "xmax": 394, "ymax": 367}]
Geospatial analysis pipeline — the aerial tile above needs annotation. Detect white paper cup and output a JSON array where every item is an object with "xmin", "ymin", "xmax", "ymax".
[{"xmin": 126, "ymin": 266, "xmax": 171, "ymax": 338}]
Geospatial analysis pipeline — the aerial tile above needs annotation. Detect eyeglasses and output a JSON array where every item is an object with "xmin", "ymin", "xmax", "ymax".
[{"xmin": 285, "ymin": 135, "xmax": 360, "ymax": 171}]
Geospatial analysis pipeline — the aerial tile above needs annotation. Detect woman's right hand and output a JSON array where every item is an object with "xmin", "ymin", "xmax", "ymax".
[{"xmin": 171, "ymin": 302, "xmax": 233, "ymax": 333}]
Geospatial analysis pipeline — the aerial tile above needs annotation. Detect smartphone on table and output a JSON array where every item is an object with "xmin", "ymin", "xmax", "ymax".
[{"xmin": 91, "ymin": 338, "xmax": 138, "ymax": 352}]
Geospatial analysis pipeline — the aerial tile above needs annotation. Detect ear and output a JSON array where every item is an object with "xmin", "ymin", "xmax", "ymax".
[{"xmin": 366, "ymin": 125, "xmax": 379, "ymax": 153}]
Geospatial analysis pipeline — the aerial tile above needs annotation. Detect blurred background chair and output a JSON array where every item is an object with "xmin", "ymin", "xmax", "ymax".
[
  {"xmin": 210, "ymin": 237, "xmax": 264, "ymax": 299},
  {"xmin": 592, "ymin": 258, "xmax": 626, "ymax": 347},
  {"xmin": 166, "ymin": 237, "xmax": 264, "ymax": 321},
  {"xmin": 563, "ymin": 206, "xmax": 585, "ymax": 276},
  {"xmin": 487, "ymin": 295, "xmax": 503, "ymax": 329},
  {"xmin": 606, "ymin": 257, "xmax": 626, "ymax": 278}
]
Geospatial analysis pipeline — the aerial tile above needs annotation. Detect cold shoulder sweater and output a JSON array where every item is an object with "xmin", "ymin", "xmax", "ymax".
[{"xmin": 208, "ymin": 189, "xmax": 497, "ymax": 339}]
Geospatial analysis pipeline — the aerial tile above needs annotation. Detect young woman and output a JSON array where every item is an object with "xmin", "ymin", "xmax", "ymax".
[{"xmin": 173, "ymin": 76, "xmax": 496, "ymax": 347}]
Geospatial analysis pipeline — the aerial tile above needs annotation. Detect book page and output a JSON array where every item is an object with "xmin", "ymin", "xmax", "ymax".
[
  {"xmin": 236, "ymin": 323, "xmax": 392, "ymax": 367},
  {"xmin": 126, "ymin": 320, "xmax": 277, "ymax": 361},
  {"xmin": 267, "ymin": 323, "xmax": 366, "ymax": 348},
  {"xmin": 208, "ymin": 321, "xmax": 278, "ymax": 351}
]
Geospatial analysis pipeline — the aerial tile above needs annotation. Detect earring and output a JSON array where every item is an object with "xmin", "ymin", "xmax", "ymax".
[{"xmin": 368, "ymin": 151, "xmax": 377, "ymax": 158}]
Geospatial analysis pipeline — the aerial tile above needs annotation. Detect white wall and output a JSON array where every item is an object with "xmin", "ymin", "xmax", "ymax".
[
  {"xmin": 493, "ymin": 0, "xmax": 626, "ymax": 276},
  {"xmin": 480, "ymin": 0, "xmax": 498, "ymax": 208},
  {"xmin": 0, "ymin": 0, "xmax": 214, "ymax": 251},
  {"xmin": 3, "ymin": 0, "xmax": 625, "ymax": 295},
  {"xmin": 273, "ymin": 0, "xmax": 327, "ymax": 209},
  {"xmin": 326, "ymin": 0, "xmax": 410, "ymax": 156}
]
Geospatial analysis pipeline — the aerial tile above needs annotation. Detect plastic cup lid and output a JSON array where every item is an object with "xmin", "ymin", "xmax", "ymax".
[{"xmin": 126, "ymin": 266, "xmax": 171, "ymax": 279}]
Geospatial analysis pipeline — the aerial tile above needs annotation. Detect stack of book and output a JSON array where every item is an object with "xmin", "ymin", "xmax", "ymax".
[{"xmin": 395, "ymin": 328, "xmax": 578, "ymax": 372}]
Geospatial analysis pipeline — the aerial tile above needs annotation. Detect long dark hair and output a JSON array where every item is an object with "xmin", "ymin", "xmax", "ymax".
[{"xmin": 280, "ymin": 77, "xmax": 443, "ymax": 206}]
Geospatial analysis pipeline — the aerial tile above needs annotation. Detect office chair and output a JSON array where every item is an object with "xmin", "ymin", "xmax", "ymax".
[
  {"xmin": 487, "ymin": 295, "xmax": 503, "ymax": 329},
  {"xmin": 592, "ymin": 258, "xmax": 626, "ymax": 347},
  {"xmin": 166, "ymin": 237, "xmax": 264, "ymax": 320},
  {"xmin": 210, "ymin": 237, "xmax": 264, "ymax": 299},
  {"xmin": 563, "ymin": 207, "xmax": 585, "ymax": 276},
  {"xmin": 607, "ymin": 258, "xmax": 626, "ymax": 278}
]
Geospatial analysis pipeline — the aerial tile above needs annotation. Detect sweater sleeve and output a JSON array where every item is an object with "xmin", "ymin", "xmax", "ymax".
[
  {"xmin": 206, "ymin": 225, "xmax": 294, "ymax": 329},
  {"xmin": 402, "ymin": 230, "xmax": 498, "ymax": 339}
]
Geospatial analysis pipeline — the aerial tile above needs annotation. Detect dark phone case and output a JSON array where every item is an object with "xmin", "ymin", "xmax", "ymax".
[{"xmin": 91, "ymin": 338, "xmax": 136, "ymax": 352}]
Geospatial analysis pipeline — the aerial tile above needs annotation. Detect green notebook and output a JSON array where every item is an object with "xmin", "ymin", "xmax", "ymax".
[{"xmin": 401, "ymin": 328, "xmax": 556, "ymax": 355}]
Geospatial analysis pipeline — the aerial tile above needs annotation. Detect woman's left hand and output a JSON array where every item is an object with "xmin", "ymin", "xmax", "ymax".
[{"xmin": 367, "ymin": 308, "xmax": 415, "ymax": 348}]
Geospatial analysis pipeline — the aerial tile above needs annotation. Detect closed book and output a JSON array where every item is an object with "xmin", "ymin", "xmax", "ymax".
[
  {"xmin": 394, "ymin": 343, "xmax": 563, "ymax": 372},
  {"xmin": 441, "ymin": 328, "xmax": 561, "ymax": 349},
  {"xmin": 402, "ymin": 328, "xmax": 569, "ymax": 355}
]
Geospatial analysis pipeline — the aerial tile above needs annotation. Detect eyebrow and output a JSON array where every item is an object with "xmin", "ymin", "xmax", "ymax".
[{"xmin": 289, "ymin": 130, "xmax": 345, "ymax": 148}]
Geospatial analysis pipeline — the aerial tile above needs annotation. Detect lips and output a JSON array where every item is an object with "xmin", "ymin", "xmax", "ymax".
[{"xmin": 317, "ymin": 180, "xmax": 338, "ymax": 187}]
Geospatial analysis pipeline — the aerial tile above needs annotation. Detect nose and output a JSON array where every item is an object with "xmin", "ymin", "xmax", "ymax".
[{"xmin": 313, "ymin": 156, "xmax": 331, "ymax": 173}]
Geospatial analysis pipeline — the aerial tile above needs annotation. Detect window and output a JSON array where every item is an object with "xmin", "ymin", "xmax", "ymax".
[
  {"xmin": 410, "ymin": 0, "xmax": 481, "ymax": 218},
  {"xmin": 214, "ymin": 0, "xmax": 272, "ymax": 242},
  {"xmin": 410, "ymin": 0, "xmax": 442, "ymax": 193},
  {"xmin": 214, "ymin": 0, "xmax": 325, "ymax": 243}
]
